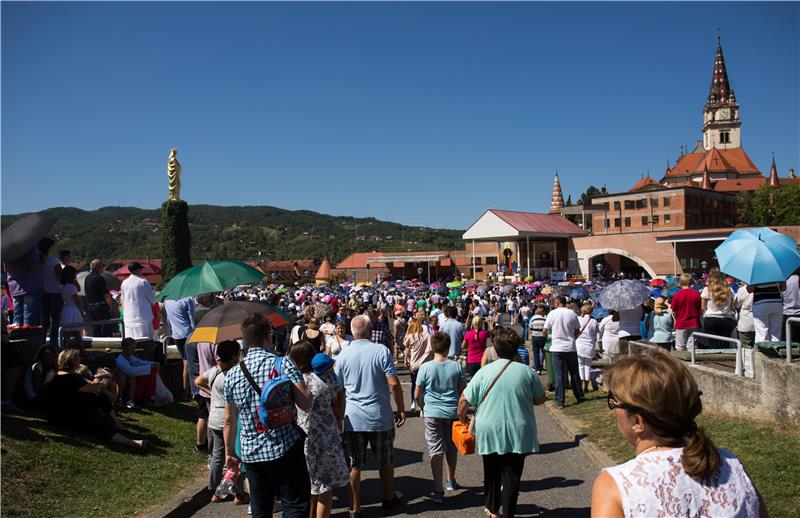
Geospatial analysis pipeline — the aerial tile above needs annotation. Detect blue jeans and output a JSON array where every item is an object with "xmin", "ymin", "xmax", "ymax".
[
  {"xmin": 42, "ymin": 292, "xmax": 63, "ymax": 341},
  {"xmin": 520, "ymin": 317, "xmax": 529, "ymax": 341},
  {"xmin": 551, "ymin": 351, "xmax": 584, "ymax": 407},
  {"xmin": 245, "ymin": 439, "xmax": 310, "ymax": 518},
  {"xmin": 531, "ymin": 337, "xmax": 546, "ymax": 372},
  {"xmin": 410, "ymin": 370, "xmax": 418, "ymax": 406},
  {"xmin": 12, "ymin": 289, "xmax": 43, "ymax": 326}
]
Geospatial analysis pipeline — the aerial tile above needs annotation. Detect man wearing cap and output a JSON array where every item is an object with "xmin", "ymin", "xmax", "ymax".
[{"xmin": 120, "ymin": 262, "xmax": 157, "ymax": 339}]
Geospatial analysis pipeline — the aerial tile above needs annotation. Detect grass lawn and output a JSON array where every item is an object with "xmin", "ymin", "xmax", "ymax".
[
  {"xmin": 1, "ymin": 400, "xmax": 206, "ymax": 518},
  {"xmin": 559, "ymin": 390, "xmax": 800, "ymax": 517}
]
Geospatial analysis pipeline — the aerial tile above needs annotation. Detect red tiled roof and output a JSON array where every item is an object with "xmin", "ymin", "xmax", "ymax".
[
  {"xmin": 713, "ymin": 176, "xmax": 800, "ymax": 192},
  {"xmin": 665, "ymin": 147, "xmax": 760, "ymax": 176},
  {"xmin": 629, "ymin": 176, "xmax": 662, "ymax": 192},
  {"xmin": 315, "ymin": 258, "xmax": 331, "ymax": 280},
  {"xmin": 334, "ymin": 252, "xmax": 387, "ymax": 269},
  {"xmin": 490, "ymin": 210, "xmax": 588, "ymax": 236}
]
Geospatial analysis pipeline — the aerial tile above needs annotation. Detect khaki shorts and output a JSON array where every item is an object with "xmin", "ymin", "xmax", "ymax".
[{"xmin": 343, "ymin": 429, "xmax": 395, "ymax": 470}]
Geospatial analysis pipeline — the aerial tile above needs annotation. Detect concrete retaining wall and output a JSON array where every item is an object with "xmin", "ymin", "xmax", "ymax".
[{"xmin": 628, "ymin": 341, "xmax": 800, "ymax": 424}]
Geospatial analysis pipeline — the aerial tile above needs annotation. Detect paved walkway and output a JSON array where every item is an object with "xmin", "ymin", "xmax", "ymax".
[{"xmin": 193, "ymin": 386, "xmax": 596, "ymax": 517}]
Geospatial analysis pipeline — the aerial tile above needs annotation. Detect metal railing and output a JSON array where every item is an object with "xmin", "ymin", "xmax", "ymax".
[
  {"xmin": 687, "ymin": 332, "xmax": 743, "ymax": 376},
  {"xmin": 58, "ymin": 318, "xmax": 123, "ymax": 349},
  {"xmin": 786, "ymin": 316, "xmax": 800, "ymax": 364}
]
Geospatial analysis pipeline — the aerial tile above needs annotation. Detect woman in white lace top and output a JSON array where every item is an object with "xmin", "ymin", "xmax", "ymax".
[{"xmin": 591, "ymin": 349, "xmax": 766, "ymax": 518}]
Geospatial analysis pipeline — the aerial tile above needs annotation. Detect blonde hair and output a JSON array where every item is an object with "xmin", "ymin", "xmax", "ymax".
[
  {"xmin": 580, "ymin": 303, "xmax": 593, "ymax": 317},
  {"xmin": 57, "ymin": 349, "xmax": 81, "ymax": 371},
  {"xmin": 605, "ymin": 349, "xmax": 720, "ymax": 481},
  {"xmin": 472, "ymin": 316, "xmax": 483, "ymax": 329},
  {"xmin": 679, "ymin": 273, "xmax": 693, "ymax": 287},
  {"xmin": 406, "ymin": 317, "xmax": 423, "ymax": 337},
  {"xmin": 707, "ymin": 272, "xmax": 731, "ymax": 307}
]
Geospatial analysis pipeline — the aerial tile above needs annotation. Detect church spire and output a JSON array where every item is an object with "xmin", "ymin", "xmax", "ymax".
[
  {"xmin": 549, "ymin": 172, "xmax": 564, "ymax": 214},
  {"xmin": 705, "ymin": 35, "xmax": 736, "ymax": 110},
  {"xmin": 702, "ymin": 34, "xmax": 741, "ymax": 151},
  {"xmin": 701, "ymin": 165, "xmax": 713, "ymax": 190},
  {"xmin": 768, "ymin": 154, "xmax": 780, "ymax": 188}
]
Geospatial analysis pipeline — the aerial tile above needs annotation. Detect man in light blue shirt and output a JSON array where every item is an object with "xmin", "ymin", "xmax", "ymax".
[
  {"xmin": 335, "ymin": 315, "xmax": 405, "ymax": 515},
  {"xmin": 438, "ymin": 306, "xmax": 465, "ymax": 359}
]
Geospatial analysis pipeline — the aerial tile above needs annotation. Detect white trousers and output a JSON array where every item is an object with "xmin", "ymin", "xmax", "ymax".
[
  {"xmin": 752, "ymin": 301, "xmax": 783, "ymax": 342},
  {"xmin": 578, "ymin": 355, "xmax": 593, "ymax": 381}
]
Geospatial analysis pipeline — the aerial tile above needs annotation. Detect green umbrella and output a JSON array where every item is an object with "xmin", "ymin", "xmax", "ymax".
[
  {"xmin": 448, "ymin": 289, "xmax": 462, "ymax": 300},
  {"xmin": 446, "ymin": 281, "xmax": 464, "ymax": 289},
  {"xmin": 157, "ymin": 260, "xmax": 265, "ymax": 301}
]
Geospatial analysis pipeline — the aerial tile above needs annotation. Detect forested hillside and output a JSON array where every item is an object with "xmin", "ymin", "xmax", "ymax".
[{"xmin": 1, "ymin": 205, "xmax": 464, "ymax": 264}]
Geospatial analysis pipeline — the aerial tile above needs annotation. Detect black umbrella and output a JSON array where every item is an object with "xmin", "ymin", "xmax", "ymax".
[{"xmin": 2, "ymin": 211, "xmax": 57, "ymax": 262}]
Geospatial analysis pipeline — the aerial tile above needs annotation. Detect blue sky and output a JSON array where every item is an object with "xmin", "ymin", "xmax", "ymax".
[{"xmin": 3, "ymin": 2, "xmax": 798, "ymax": 229}]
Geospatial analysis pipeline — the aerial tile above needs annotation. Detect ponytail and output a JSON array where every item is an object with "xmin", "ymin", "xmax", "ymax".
[{"xmin": 681, "ymin": 423, "xmax": 720, "ymax": 481}]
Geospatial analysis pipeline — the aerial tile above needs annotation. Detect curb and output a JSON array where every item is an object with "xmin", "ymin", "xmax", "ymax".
[
  {"xmin": 143, "ymin": 477, "xmax": 211, "ymax": 518},
  {"xmin": 543, "ymin": 401, "xmax": 615, "ymax": 471}
]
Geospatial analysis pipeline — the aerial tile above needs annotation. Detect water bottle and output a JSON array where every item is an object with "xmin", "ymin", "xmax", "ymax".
[{"xmin": 214, "ymin": 468, "xmax": 239, "ymax": 499}]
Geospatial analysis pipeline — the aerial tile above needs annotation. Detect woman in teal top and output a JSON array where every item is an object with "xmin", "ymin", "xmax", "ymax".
[{"xmin": 458, "ymin": 328, "xmax": 546, "ymax": 518}]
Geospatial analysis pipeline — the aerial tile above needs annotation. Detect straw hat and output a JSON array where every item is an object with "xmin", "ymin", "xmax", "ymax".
[{"xmin": 653, "ymin": 297, "xmax": 668, "ymax": 314}]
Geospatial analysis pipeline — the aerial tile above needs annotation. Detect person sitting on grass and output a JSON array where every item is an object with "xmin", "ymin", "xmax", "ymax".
[
  {"xmin": 414, "ymin": 332, "xmax": 466, "ymax": 504},
  {"xmin": 194, "ymin": 340, "xmax": 248, "ymax": 504},
  {"xmin": 115, "ymin": 337, "xmax": 159, "ymax": 409},
  {"xmin": 592, "ymin": 348, "xmax": 765, "ymax": 517},
  {"xmin": 45, "ymin": 349, "xmax": 146, "ymax": 448},
  {"xmin": 23, "ymin": 345, "xmax": 57, "ymax": 407}
]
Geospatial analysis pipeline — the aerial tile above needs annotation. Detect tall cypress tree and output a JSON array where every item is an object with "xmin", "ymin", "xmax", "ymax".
[{"xmin": 160, "ymin": 199, "xmax": 192, "ymax": 288}]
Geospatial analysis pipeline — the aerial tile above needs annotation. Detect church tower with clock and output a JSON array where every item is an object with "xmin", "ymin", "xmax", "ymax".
[{"xmin": 702, "ymin": 37, "xmax": 741, "ymax": 151}]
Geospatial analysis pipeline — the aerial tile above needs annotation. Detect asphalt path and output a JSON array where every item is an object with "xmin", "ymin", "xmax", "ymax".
[
  {"xmin": 193, "ymin": 318, "xmax": 598, "ymax": 516},
  {"xmin": 193, "ymin": 389, "xmax": 596, "ymax": 517}
]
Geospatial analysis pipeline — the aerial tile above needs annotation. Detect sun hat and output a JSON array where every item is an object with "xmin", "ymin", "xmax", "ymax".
[
  {"xmin": 653, "ymin": 297, "xmax": 668, "ymax": 314},
  {"xmin": 311, "ymin": 353, "xmax": 335, "ymax": 375}
]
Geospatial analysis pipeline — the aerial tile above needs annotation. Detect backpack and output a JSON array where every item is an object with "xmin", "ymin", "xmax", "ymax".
[{"xmin": 239, "ymin": 355, "xmax": 296, "ymax": 432}]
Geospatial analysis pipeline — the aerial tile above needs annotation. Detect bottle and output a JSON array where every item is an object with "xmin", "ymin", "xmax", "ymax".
[{"xmin": 214, "ymin": 468, "xmax": 239, "ymax": 499}]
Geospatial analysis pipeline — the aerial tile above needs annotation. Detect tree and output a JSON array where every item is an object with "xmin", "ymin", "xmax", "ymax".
[
  {"xmin": 738, "ymin": 183, "xmax": 800, "ymax": 226},
  {"xmin": 159, "ymin": 200, "xmax": 192, "ymax": 288},
  {"xmin": 579, "ymin": 185, "xmax": 601, "ymax": 206}
]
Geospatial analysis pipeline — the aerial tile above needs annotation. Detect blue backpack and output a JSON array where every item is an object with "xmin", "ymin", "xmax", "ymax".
[{"xmin": 239, "ymin": 355, "xmax": 296, "ymax": 432}]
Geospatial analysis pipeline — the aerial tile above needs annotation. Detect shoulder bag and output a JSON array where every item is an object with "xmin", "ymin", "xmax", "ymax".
[{"xmin": 469, "ymin": 359, "xmax": 513, "ymax": 435}]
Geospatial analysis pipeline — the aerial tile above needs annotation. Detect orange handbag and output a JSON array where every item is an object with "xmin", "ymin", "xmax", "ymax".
[{"xmin": 452, "ymin": 420, "xmax": 475, "ymax": 455}]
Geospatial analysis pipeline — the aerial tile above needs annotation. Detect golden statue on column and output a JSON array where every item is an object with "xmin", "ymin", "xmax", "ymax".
[{"xmin": 167, "ymin": 148, "xmax": 182, "ymax": 201}]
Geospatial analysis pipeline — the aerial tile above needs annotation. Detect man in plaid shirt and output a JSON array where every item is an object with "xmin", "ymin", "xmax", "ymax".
[{"xmin": 224, "ymin": 314, "xmax": 313, "ymax": 518}]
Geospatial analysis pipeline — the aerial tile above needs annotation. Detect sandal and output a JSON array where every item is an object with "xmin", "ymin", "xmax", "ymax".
[
  {"xmin": 484, "ymin": 507, "xmax": 500, "ymax": 518},
  {"xmin": 234, "ymin": 493, "xmax": 250, "ymax": 505}
]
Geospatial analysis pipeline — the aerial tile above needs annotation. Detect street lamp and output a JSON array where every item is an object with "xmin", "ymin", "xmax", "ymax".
[
  {"xmin": 417, "ymin": 267, "xmax": 423, "ymax": 280},
  {"xmin": 595, "ymin": 262, "xmax": 603, "ymax": 279},
  {"xmin": 700, "ymin": 260, "xmax": 709, "ymax": 274}
]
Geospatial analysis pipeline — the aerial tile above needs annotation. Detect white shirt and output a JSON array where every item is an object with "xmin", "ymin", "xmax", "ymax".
[
  {"xmin": 120, "ymin": 275, "xmax": 156, "ymax": 338},
  {"xmin": 735, "ymin": 288, "xmax": 754, "ymax": 332},
  {"xmin": 43, "ymin": 256, "xmax": 62, "ymax": 294},
  {"xmin": 617, "ymin": 307, "xmax": 643, "ymax": 337},
  {"xmin": 543, "ymin": 307, "xmax": 580, "ymax": 352},
  {"xmin": 576, "ymin": 315, "xmax": 598, "ymax": 358},
  {"xmin": 701, "ymin": 287, "xmax": 735, "ymax": 318},
  {"xmin": 784, "ymin": 274, "xmax": 800, "ymax": 316},
  {"xmin": 598, "ymin": 315, "xmax": 620, "ymax": 355}
]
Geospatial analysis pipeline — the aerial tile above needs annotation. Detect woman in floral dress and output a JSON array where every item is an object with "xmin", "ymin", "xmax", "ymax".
[{"xmin": 289, "ymin": 341, "xmax": 349, "ymax": 518}]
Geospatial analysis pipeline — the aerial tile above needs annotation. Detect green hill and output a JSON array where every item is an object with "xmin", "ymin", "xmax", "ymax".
[{"xmin": 1, "ymin": 205, "xmax": 464, "ymax": 264}]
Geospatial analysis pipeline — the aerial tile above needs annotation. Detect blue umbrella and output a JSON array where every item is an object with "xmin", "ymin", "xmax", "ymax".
[
  {"xmin": 592, "ymin": 305, "xmax": 609, "ymax": 319},
  {"xmin": 667, "ymin": 287, "xmax": 681, "ymax": 297},
  {"xmin": 715, "ymin": 227, "xmax": 800, "ymax": 284},
  {"xmin": 569, "ymin": 287, "xmax": 590, "ymax": 300},
  {"xmin": 650, "ymin": 288, "xmax": 665, "ymax": 299},
  {"xmin": 599, "ymin": 279, "xmax": 652, "ymax": 311}
]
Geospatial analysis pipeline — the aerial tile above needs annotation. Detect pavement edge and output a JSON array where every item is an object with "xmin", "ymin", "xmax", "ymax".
[
  {"xmin": 543, "ymin": 401, "xmax": 615, "ymax": 471},
  {"xmin": 143, "ymin": 477, "xmax": 210, "ymax": 518}
]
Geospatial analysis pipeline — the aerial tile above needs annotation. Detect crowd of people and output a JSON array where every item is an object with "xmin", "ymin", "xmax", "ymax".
[{"xmin": 5, "ymin": 243, "xmax": 797, "ymax": 517}]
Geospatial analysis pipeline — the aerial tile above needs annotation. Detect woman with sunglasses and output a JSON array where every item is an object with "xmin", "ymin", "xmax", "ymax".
[{"xmin": 591, "ymin": 349, "xmax": 766, "ymax": 517}]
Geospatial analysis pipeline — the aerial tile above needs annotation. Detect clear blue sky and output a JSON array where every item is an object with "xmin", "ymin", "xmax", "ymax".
[{"xmin": 3, "ymin": 2, "xmax": 798, "ymax": 229}]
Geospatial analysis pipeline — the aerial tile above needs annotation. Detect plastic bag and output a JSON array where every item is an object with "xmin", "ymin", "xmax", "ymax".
[{"xmin": 153, "ymin": 374, "xmax": 174, "ymax": 406}]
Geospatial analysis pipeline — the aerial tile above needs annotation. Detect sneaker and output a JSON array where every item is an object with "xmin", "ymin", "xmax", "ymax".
[
  {"xmin": 248, "ymin": 505, "xmax": 252, "ymax": 515},
  {"xmin": 126, "ymin": 400, "xmax": 136, "ymax": 409},
  {"xmin": 445, "ymin": 481, "xmax": 461, "ymax": 491},
  {"xmin": 430, "ymin": 491, "xmax": 444, "ymax": 504},
  {"xmin": 410, "ymin": 402, "xmax": 417, "ymax": 411}
]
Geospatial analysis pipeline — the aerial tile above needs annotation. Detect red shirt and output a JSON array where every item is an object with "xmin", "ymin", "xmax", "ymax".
[{"xmin": 670, "ymin": 288, "xmax": 701, "ymax": 329}]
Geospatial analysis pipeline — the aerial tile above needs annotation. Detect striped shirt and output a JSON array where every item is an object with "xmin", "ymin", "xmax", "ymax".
[{"xmin": 529, "ymin": 315, "xmax": 547, "ymax": 338}]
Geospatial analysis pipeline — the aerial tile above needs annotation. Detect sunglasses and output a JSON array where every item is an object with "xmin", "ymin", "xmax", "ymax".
[{"xmin": 607, "ymin": 391, "xmax": 648, "ymax": 416}]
